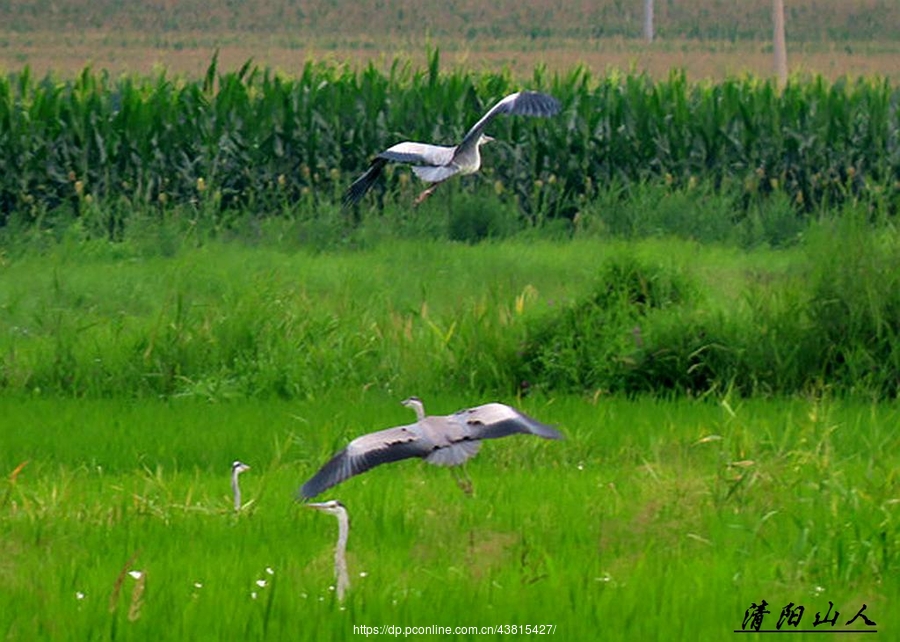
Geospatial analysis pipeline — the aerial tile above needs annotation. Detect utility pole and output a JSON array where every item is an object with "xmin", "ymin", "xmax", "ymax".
[
  {"xmin": 643, "ymin": 0, "xmax": 654, "ymax": 42},
  {"xmin": 773, "ymin": 0, "xmax": 788, "ymax": 86}
]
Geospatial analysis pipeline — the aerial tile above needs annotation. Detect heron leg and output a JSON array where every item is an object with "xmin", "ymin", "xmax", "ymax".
[
  {"xmin": 413, "ymin": 181, "xmax": 444, "ymax": 206},
  {"xmin": 452, "ymin": 466, "xmax": 474, "ymax": 497}
]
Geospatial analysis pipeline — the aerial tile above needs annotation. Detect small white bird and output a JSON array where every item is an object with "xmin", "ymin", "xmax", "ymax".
[
  {"xmin": 299, "ymin": 397, "xmax": 562, "ymax": 499},
  {"xmin": 306, "ymin": 500, "xmax": 351, "ymax": 602},
  {"xmin": 344, "ymin": 91, "xmax": 561, "ymax": 206},
  {"xmin": 231, "ymin": 460, "xmax": 250, "ymax": 512}
]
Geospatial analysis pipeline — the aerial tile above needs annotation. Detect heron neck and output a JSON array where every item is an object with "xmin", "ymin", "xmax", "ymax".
[
  {"xmin": 453, "ymin": 143, "xmax": 482, "ymax": 175},
  {"xmin": 231, "ymin": 473, "xmax": 241, "ymax": 511},
  {"xmin": 407, "ymin": 399, "xmax": 426, "ymax": 421},
  {"xmin": 334, "ymin": 511, "xmax": 350, "ymax": 600}
]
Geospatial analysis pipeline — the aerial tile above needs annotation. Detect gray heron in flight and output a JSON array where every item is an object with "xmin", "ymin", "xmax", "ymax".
[
  {"xmin": 306, "ymin": 500, "xmax": 351, "ymax": 602},
  {"xmin": 231, "ymin": 460, "xmax": 250, "ymax": 512},
  {"xmin": 299, "ymin": 397, "xmax": 563, "ymax": 499},
  {"xmin": 343, "ymin": 91, "xmax": 561, "ymax": 206}
]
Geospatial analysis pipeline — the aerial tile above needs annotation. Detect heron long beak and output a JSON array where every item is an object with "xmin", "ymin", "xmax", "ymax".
[{"xmin": 482, "ymin": 134, "xmax": 495, "ymax": 144}]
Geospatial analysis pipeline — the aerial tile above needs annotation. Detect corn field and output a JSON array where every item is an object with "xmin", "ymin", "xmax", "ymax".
[{"xmin": 0, "ymin": 52, "xmax": 898, "ymax": 229}]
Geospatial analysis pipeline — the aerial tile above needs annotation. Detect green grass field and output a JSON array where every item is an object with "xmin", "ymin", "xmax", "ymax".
[
  {"xmin": 1, "ymin": 228, "xmax": 899, "ymax": 639},
  {"xmin": 2, "ymin": 393, "xmax": 898, "ymax": 640},
  {"xmin": 2, "ymin": 395, "xmax": 897, "ymax": 639}
]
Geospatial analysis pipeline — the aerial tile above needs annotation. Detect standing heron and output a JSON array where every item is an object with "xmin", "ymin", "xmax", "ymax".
[
  {"xmin": 306, "ymin": 500, "xmax": 350, "ymax": 602},
  {"xmin": 299, "ymin": 397, "xmax": 563, "ymax": 499},
  {"xmin": 343, "ymin": 91, "xmax": 561, "ymax": 206},
  {"xmin": 231, "ymin": 460, "xmax": 250, "ymax": 512}
]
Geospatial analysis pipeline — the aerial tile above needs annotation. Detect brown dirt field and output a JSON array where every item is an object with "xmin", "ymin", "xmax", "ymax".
[{"xmin": 0, "ymin": 32, "xmax": 898, "ymax": 82}]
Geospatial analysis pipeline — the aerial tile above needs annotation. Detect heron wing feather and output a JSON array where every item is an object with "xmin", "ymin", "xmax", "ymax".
[
  {"xmin": 412, "ymin": 164, "xmax": 460, "ymax": 183},
  {"xmin": 425, "ymin": 440, "xmax": 482, "ymax": 466},
  {"xmin": 343, "ymin": 157, "xmax": 388, "ymax": 206}
]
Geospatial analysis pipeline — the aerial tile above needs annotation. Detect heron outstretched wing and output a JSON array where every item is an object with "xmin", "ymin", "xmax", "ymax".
[
  {"xmin": 379, "ymin": 141, "xmax": 457, "ymax": 166},
  {"xmin": 300, "ymin": 424, "xmax": 428, "ymax": 499},
  {"xmin": 418, "ymin": 403, "xmax": 562, "ymax": 463},
  {"xmin": 343, "ymin": 142, "xmax": 458, "ymax": 205},
  {"xmin": 459, "ymin": 91, "xmax": 562, "ymax": 149},
  {"xmin": 451, "ymin": 403, "xmax": 564, "ymax": 441}
]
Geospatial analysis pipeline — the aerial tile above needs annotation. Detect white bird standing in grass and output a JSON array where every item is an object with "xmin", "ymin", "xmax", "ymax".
[
  {"xmin": 299, "ymin": 397, "xmax": 563, "ymax": 499},
  {"xmin": 306, "ymin": 500, "xmax": 351, "ymax": 602},
  {"xmin": 344, "ymin": 91, "xmax": 561, "ymax": 206},
  {"xmin": 231, "ymin": 460, "xmax": 250, "ymax": 512}
]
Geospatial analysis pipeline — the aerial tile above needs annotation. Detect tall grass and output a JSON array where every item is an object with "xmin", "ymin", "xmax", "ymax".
[
  {"xmin": 0, "ymin": 54, "xmax": 897, "ymax": 231},
  {"xmin": 2, "ymin": 208, "xmax": 899, "ymax": 400},
  {"xmin": 520, "ymin": 211, "xmax": 900, "ymax": 398}
]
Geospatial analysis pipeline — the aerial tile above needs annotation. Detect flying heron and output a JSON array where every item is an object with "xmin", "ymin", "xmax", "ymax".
[
  {"xmin": 343, "ymin": 91, "xmax": 561, "ymax": 206},
  {"xmin": 231, "ymin": 460, "xmax": 250, "ymax": 512},
  {"xmin": 299, "ymin": 397, "xmax": 563, "ymax": 499},
  {"xmin": 306, "ymin": 500, "xmax": 351, "ymax": 602}
]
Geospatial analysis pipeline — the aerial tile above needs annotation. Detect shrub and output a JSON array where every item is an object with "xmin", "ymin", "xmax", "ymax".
[{"xmin": 517, "ymin": 254, "xmax": 697, "ymax": 393}]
